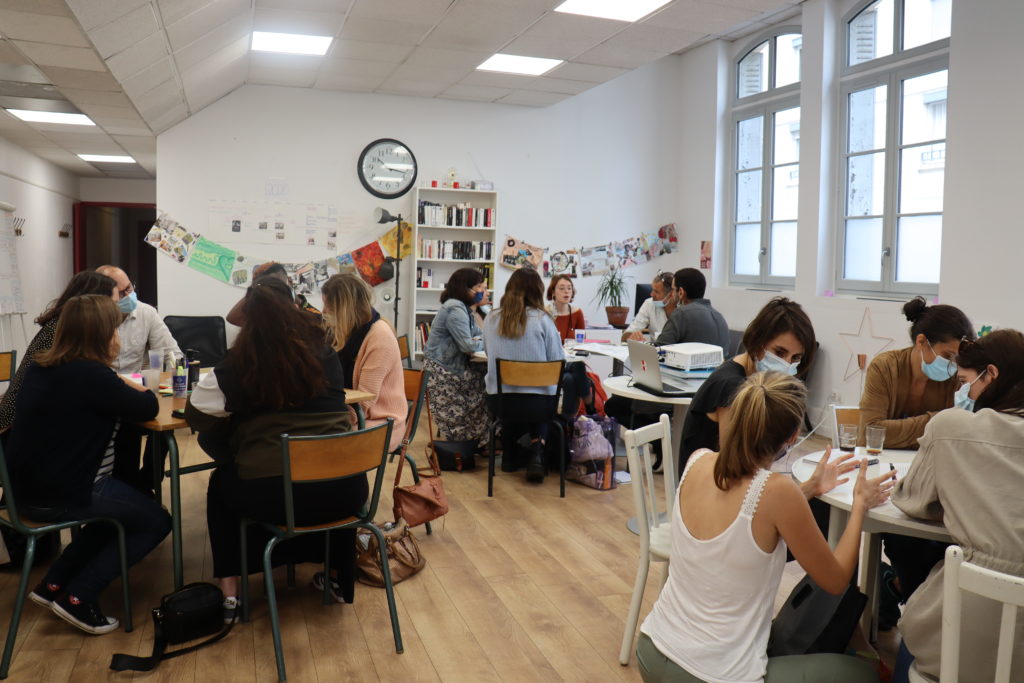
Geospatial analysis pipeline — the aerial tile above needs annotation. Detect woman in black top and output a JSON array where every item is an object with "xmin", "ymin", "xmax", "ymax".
[{"xmin": 6, "ymin": 294, "xmax": 168, "ymax": 635}]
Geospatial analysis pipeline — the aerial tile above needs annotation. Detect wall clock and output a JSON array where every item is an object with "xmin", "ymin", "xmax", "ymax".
[{"xmin": 357, "ymin": 138, "xmax": 418, "ymax": 199}]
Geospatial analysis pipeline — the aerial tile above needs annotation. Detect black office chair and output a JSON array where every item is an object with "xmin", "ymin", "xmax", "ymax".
[
  {"xmin": 634, "ymin": 284, "xmax": 653, "ymax": 315},
  {"xmin": 727, "ymin": 329, "xmax": 745, "ymax": 358},
  {"xmin": 163, "ymin": 315, "xmax": 228, "ymax": 367}
]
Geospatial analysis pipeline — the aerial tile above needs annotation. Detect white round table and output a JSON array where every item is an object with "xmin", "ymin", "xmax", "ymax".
[{"xmin": 792, "ymin": 448, "xmax": 952, "ymax": 640}]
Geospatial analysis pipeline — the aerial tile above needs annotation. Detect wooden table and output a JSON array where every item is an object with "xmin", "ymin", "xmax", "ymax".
[{"xmin": 140, "ymin": 385, "xmax": 376, "ymax": 590}]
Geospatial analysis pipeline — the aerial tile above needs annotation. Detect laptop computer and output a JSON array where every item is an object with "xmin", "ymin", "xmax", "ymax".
[{"xmin": 627, "ymin": 341, "xmax": 702, "ymax": 397}]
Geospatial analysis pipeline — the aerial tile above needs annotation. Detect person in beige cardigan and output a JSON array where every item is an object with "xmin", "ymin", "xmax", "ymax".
[
  {"xmin": 889, "ymin": 329, "xmax": 1024, "ymax": 683},
  {"xmin": 321, "ymin": 274, "xmax": 406, "ymax": 452}
]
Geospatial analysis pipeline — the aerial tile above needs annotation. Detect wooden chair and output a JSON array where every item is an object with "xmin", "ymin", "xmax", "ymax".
[
  {"xmin": 908, "ymin": 545, "xmax": 1024, "ymax": 683},
  {"xmin": 0, "ymin": 442, "xmax": 133, "ymax": 680},
  {"xmin": 832, "ymin": 405, "xmax": 861, "ymax": 446},
  {"xmin": 239, "ymin": 420, "xmax": 401, "ymax": 682},
  {"xmin": 391, "ymin": 368, "xmax": 433, "ymax": 535},
  {"xmin": 619, "ymin": 414, "xmax": 676, "ymax": 666},
  {"xmin": 0, "ymin": 350, "xmax": 15, "ymax": 383},
  {"xmin": 487, "ymin": 358, "xmax": 567, "ymax": 498},
  {"xmin": 397, "ymin": 334, "xmax": 411, "ymax": 369}
]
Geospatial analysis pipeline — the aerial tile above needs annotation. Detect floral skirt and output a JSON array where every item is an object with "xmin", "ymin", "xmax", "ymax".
[{"xmin": 424, "ymin": 358, "xmax": 490, "ymax": 444}]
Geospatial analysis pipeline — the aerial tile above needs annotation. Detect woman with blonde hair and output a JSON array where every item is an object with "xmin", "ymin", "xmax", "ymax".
[
  {"xmin": 638, "ymin": 371, "xmax": 894, "ymax": 682},
  {"xmin": 321, "ymin": 273, "xmax": 405, "ymax": 451},
  {"xmin": 6, "ymin": 295, "xmax": 168, "ymax": 635},
  {"xmin": 483, "ymin": 267, "xmax": 564, "ymax": 482}
]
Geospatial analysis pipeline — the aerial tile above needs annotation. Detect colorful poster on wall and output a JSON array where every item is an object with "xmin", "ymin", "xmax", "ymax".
[
  {"xmin": 700, "ymin": 240, "xmax": 712, "ymax": 269},
  {"xmin": 658, "ymin": 223, "xmax": 679, "ymax": 253},
  {"xmin": 545, "ymin": 248, "xmax": 580, "ymax": 278},
  {"xmin": 351, "ymin": 241, "xmax": 387, "ymax": 286},
  {"xmin": 500, "ymin": 236, "xmax": 544, "ymax": 270},
  {"xmin": 187, "ymin": 237, "xmax": 236, "ymax": 283},
  {"xmin": 336, "ymin": 252, "xmax": 356, "ymax": 274},
  {"xmin": 146, "ymin": 215, "xmax": 200, "ymax": 264},
  {"xmin": 580, "ymin": 245, "xmax": 615, "ymax": 277},
  {"xmin": 379, "ymin": 221, "xmax": 413, "ymax": 259},
  {"xmin": 229, "ymin": 255, "xmax": 261, "ymax": 287}
]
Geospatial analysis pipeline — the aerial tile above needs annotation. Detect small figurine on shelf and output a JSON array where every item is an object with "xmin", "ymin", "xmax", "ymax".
[{"xmin": 445, "ymin": 166, "xmax": 458, "ymax": 188}]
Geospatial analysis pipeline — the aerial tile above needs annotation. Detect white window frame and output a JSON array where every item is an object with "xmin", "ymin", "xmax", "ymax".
[
  {"xmin": 835, "ymin": 0, "xmax": 950, "ymax": 297},
  {"xmin": 729, "ymin": 27, "xmax": 802, "ymax": 288}
]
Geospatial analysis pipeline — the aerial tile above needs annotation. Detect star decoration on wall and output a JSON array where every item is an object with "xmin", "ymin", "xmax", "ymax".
[{"xmin": 838, "ymin": 308, "xmax": 894, "ymax": 381}]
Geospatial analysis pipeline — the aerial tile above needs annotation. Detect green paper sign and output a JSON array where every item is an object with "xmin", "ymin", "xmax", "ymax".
[{"xmin": 187, "ymin": 237, "xmax": 236, "ymax": 283}]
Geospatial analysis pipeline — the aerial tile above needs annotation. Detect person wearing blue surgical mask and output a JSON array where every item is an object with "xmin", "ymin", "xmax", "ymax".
[
  {"xmin": 622, "ymin": 272, "xmax": 677, "ymax": 342},
  {"xmin": 96, "ymin": 265, "xmax": 181, "ymax": 375}
]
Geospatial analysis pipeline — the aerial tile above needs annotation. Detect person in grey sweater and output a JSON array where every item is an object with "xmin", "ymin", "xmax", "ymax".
[
  {"xmin": 483, "ymin": 268, "xmax": 564, "ymax": 482},
  {"xmin": 655, "ymin": 267, "xmax": 729, "ymax": 350}
]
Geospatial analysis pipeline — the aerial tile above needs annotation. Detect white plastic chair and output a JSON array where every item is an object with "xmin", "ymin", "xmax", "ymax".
[
  {"xmin": 908, "ymin": 545, "xmax": 1024, "ymax": 683},
  {"xmin": 619, "ymin": 414, "xmax": 676, "ymax": 666}
]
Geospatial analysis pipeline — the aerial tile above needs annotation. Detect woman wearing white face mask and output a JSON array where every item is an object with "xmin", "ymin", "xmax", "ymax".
[{"xmin": 888, "ymin": 330, "xmax": 1024, "ymax": 683}]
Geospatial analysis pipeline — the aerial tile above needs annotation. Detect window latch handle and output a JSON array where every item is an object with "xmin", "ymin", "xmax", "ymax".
[{"xmin": 881, "ymin": 246, "xmax": 891, "ymax": 259}]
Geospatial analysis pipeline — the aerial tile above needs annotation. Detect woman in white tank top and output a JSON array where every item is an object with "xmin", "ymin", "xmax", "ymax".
[{"xmin": 638, "ymin": 371, "xmax": 896, "ymax": 683}]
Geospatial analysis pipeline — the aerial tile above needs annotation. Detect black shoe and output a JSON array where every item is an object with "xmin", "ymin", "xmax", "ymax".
[
  {"xmin": 312, "ymin": 572, "xmax": 350, "ymax": 604},
  {"xmin": 29, "ymin": 581, "xmax": 62, "ymax": 608},
  {"xmin": 52, "ymin": 595, "xmax": 119, "ymax": 635},
  {"xmin": 222, "ymin": 596, "xmax": 240, "ymax": 624},
  {"xmin": 525, "ymin": 442, "xmax": 546, "ymax": 483}
]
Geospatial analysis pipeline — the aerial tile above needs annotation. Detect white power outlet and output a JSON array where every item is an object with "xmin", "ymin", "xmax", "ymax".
[{"xmin": 828, "ymin": 391, "xmax": 842, "ymax": 406}]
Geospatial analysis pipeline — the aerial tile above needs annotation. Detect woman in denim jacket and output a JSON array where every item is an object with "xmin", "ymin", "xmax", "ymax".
[{"xmin": 424, "ymin": 268, "xmax": 491, "ymax": 445}]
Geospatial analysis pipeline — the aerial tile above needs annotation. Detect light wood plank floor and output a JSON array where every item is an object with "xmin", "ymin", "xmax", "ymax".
[{"xmin": 0, "ymin": 418, "xmax": 896, "ymax": 682}]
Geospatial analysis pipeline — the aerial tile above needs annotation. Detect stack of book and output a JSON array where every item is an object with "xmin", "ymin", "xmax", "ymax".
[
  {"xmin": 418, "ymin": 200, "xmax": 495, "ymax": 228},
  {"xmin": 418, "ymin": 238, "xmax": 493, "ymax": 260}
]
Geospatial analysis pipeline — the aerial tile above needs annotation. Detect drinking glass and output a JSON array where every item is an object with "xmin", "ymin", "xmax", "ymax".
[
  {"xmin": 865, "ymin": 425, "xmax": 886, "ymax": 455},
  {"xmin": 838, "ymin": 423, "xmax": 858, "ymax": 453}
]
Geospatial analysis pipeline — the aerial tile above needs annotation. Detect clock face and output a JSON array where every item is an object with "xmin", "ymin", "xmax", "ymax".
[{"xmin": 357, "ymin": 138, "xmax": 418, "ymax": 199}]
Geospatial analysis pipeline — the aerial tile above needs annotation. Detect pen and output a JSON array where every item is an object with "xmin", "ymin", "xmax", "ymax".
[{"xmin": 889, "ymin": 463, "xmax": 896, "ymax": 479}]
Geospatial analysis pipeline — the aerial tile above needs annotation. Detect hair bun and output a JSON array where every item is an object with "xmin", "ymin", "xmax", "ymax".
[{"xmin": 903, "ymin": 296, "xmax": 928, "ymax": 323}]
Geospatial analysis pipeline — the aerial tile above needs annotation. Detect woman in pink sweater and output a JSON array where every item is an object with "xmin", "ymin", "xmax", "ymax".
[{"xmin": 321, "ymin": 274, "xmax": 406, "ymax": 451}]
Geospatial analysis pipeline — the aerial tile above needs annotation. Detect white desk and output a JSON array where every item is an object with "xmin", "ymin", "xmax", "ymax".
[
  {"xmin": 603, "ymin": 375, "xmax": 692, "ymax": 456},
  {"xmin": 792, "ymin": 449, "xmax": 952, "ymax": 640}
]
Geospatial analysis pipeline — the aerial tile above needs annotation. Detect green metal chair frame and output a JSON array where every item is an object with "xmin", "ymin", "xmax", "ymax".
[
  {"xmin": 389, "ymin": 368, "xmax": 433, "ymax": 534},
  {"xmin": 0, "ymin": 442, "xmax": 132, "ymax": 680},
  {"xmin": 487, "ymin": 358, "xmax": 568, "ymax": 498},
  {"xmin": 239, "ymin": 419, "xmax": 402, "ymax": 682},
  {"xmin": 0, "ymin": 349, "xmax": 15, "ymax": 383}
]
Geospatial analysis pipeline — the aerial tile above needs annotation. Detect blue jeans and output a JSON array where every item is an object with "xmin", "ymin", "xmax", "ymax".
[
  {"xmin": 891, "ymin": 639, "xmax": 915, "ymax": 683},
  {"xmin": 29, "ymin": 476, "xmax": 171, "ymax": 602}
]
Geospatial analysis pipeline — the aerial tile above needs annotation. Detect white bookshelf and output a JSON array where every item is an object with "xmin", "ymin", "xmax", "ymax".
[{"xmin": 408, "ymin": 186, "xmax": 498, "ymax": 357}]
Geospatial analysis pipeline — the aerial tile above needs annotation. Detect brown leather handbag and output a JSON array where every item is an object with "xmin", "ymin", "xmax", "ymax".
[
  {"xmin": 355, "ymin": 522, "xmax": 425, "ymax": 587},
  {"xmin": 392, "ymin": 401, "xmax": 449, "ymax": 527}
]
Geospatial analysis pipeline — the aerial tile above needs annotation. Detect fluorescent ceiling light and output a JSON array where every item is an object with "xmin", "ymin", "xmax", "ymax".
[
  {"xmin": 251, "ymin": 31, "xmax": 332, "ymax": 56},
  {"xmin": 6, "ymin": 109, "xmax": 94, "ymax": 126},
  {"xmin": 78, "ymin": 154, "xmax": 135, "ymax": 163},
  {"xmin": 554, "ymin": 0, "xmax": 672, "ymax": 22},
  {"xmin": 477, "ymin": 53, "xmax": 563, "ymax": 76}
]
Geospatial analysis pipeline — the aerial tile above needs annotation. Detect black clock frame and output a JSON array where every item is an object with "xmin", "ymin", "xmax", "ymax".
[{"xmin": 357, "ymin": 138, "xmax": 418, "ymax": 199}]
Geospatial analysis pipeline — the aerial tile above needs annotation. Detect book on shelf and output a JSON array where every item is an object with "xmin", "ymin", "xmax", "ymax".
[
  {"xmin": 418, "ymin": 267, "xmax": 432, "ymax": 288},
  {"xmin": 413, "ymin": 321, "xmax": 431, "ymax": 354},
  {"xmin": 417, "ymin": 238, "xmax": 493, "ymax": 261},
  {"xmin": 481, "ymin": 263, "xmax": 493, "ymax": 289},
  {"xmin": 418, "ymin": 200, "xmax": 494, "ymax": 228}
]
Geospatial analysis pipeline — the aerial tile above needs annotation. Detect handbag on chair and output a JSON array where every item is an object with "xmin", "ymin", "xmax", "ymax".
[{"xmin": 392, "ymin": 399, "xmax": 450, "ymax": 527}]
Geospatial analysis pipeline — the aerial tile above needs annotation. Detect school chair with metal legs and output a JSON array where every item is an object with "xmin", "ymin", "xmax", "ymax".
[
  {"xmin": 396, "ymin": 334, "xmax": 412, "ymax": 369},
  {"xmin": 239, "ymin": 420, "xmax": 402, "ymax": 682},
  {"xmin": 0, "ymin": 442, "xmax": 133, "ymax": 680}
]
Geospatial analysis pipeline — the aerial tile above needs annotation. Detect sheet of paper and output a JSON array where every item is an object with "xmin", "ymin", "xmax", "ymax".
[{"xmin": 574, "ymin": 342, "xmax": 629, "ymax": 362}]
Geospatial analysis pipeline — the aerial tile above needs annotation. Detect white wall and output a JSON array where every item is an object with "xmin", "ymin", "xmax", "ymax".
[
  {"xmin": 78, "ymin": 177, "xmax": 155, "ymax": 204},
  {"xmin": 0, "ymin": 136, "xmax": 78, "ymax": 357},
  {"xmin": 156, "ymin": 58, "xmax": 685, "ymax": 334}
]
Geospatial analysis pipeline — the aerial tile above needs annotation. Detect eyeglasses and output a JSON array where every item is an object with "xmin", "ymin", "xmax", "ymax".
[
  {"xmin": 958, "ymin": 336, "xmax": 977, "ymax": 354},
  {"xmin": 118, "ymin": 282, "xmax": 135, "ymax": 298}
]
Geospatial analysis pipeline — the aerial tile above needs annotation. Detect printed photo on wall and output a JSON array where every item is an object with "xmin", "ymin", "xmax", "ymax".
[
  {"xmin": 500, "ymin": 236, "xmax": 544, "ymax": 270},
  {"xmin": 700, "ymin": 240, "xmax": 712, "ymax": 269},
  {"xmin": 658, "ymin": 223, "xmax": 679, "ymax": 253},
  {"xmin": 547, "ymin": 249, "xmax": 580, "ymax": 278},
  {"xmin": 351, "ymin": 241, "xmax": 387, "ymax": 286}
]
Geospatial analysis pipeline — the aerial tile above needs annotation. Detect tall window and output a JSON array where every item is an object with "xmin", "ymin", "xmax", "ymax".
[
  {"xmin": 731, "ymin": 31, "xmax": 802, "ymax": 287},
  {"xmin": 838, "ymin": 0, "xmax": 950, "ymax": 295}
]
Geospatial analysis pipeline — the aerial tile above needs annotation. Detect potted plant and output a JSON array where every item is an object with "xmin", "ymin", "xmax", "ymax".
[{"xmin": 594, "ymin": 268, "xmax": 631, "ymax": 327}]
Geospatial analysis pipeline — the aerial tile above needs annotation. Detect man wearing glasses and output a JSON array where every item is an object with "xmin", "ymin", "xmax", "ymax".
[{"xmin": 96, "ymin": 265, "xmax": 180, "ymax": 374}]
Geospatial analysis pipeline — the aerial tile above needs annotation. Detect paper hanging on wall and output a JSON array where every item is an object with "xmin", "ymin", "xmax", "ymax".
[
  {"xmin": 146, "ymin": 214, "xmax": 200, "ymax": 264},
  {"xmin": 351, "ymin": 241, "xmax": 387, "ymax": 286},
  {"xmin": 187, "ymin": 237, "xmax": 237, "ymax": 283},
  {"xmin": 580, "ymin": 245, "xmax": 614, "ymax": 277},
  {"xmin": 700, "ymin": 240, "xmax": 712, "ymax": 269},
  {"xmin": 545, "ymin": 248, "xmax": 579, "ymax": 278},
  {"xmin": 500, "ymin": 236, "xmax": 544, "ymax": 270},
  {"xmin": 658, "ymin": 223, "xmax": 679, "ymax": 252},
  {"xmin": 229, "ymin": 255, "xmax": 261, "ymax": 286}
]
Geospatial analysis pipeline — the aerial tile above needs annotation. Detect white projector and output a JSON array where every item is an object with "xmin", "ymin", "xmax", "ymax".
[{"xmin": 660, "ymin": 343, "xmax": 724, "ymax": 371}]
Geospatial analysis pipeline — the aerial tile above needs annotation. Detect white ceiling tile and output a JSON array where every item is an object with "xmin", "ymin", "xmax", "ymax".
[
  {"xmin": 249, "ymin": 51, "xmax": 325, "ymax": 71},
  {"xmin": 172, "ymin": 14, "xmax": 250, "ymax": 73},
  {"xmin": 317, "ymin": 58, "xmax": 395, "ymax": 79},
  {"xmin": 39, "ymin": 66, "xmax": 122, "ymax": 91},
  {"xmin": 134, "ymin": 79, "xmax": 185, "ymax": 117},
  {"xmin": 439, "ymin": 84, "xmax": 510, "ymax": 102},
  {"xmin": 60, "ymin": 88, "xmax": 135, "ymax": 107},
  {"xmin": 65, "ymin": 0, "xmax": 149, "ymax": 32},
  {"xmin": 74, "ymin": 102, "xmax": 139, "ymax": 121},
  {"xmin": 713, "ymin": 0, "xmax": 799, "ymax": 13},
  {"xmin": 339, "ymin": 17, "xmax": 433, "ymax": 46},
  {"xmin": 106, "ymin": 32, "xmax": 169, "ymax": 82},
  {"xmin": 181, "ymin": 46, "xmax": 246, "ymax": 109},
  {"xmin": 98, "ymin": 119, "xmax": 154, "ymax": 135},
  {"xmin": 39, "ymin": 129, "xmax": 119, "ymax": 146},
  {"xmin": 0, "ymin": 40, "xmax": 31, "ymax": 65},
  {"xmin": 0, "ymin": 0, "xmax": 72, "ymax": 17},
  {"xmin": 165, "ymin": 0, "xmax": 249, "ymax": 52},
  {"xmin": 610, "ymin": 23, "xmax": 706, "ymax": 54},
  {"xmin": 402, "ymin": 47, "xmax": 492, "ymax": 70},
  {"xmin": 248, "ymin": 65, "xmax": 317, "ymax": 88},
  {"xmin": 258, "ymin": 0, "xmax": 350, "ymax": 11},
  {"xmin": 642, "ymin": 0, "xmax": 762, "ymax": 34},
  {"xmin": 327, "ymin": 40, "xmax": 413, "ymax": 64},
  {"xmin": 33, "ymin": 148, "xmax": 103, "ymax": 173},
  {"xmin": 528, "ymin": 77, "xmax": 597, "ymax": 95},
  {"xmin": 156, "ymin": 0, "xmax": 212, "ymax": 28},
  {"xmin": 348, "ymin": 0, "xmax": 453, "ymax": 23},
  {"xmin": 388, "ymin": 62, "xmax": 471, "ymax": 84},
  {"xmin": 459, "ymin": 70, "xmax": 538, "ymax": 90},
  {"xmin": 12, "ymin": 41, "xmax": 106, "ymax": 71},
  {"xmin": 502, "ymin": 12, "xmax": 624, "ymax": 61},
  {"xmin": 376, "ymin": 78, "xmax": 450, "ymax": 97},
  {"xmin": 574, "ymin": 40, "xmax": 667, "ymax": 69},
  {"xmin": 252, "ymin": 7, "xmax": 345, "ymax": 35},
  {"xmin": 89, "ymin": 4, "xmax": 160, "ymax": 59},
  {"xmin": 497, "ymin": 90, "xmax": 569, "ymax": 107},
  {"xmin": 112, "ymin": 135, "xmax": 157, "ymax": 153},
  {"xmin": 147, "ymin": 103, "xmax": 188, "ymax": 133},
  {"xmin": 0, "ymin": 10, "xmax": 91, "ymax": 47},
  {"xmin": 548, "ymin": 61, "xmax": 628, "ymax": 82},
  {"xmin": 421, "ymin": 1, "xmax": 546, "ymax": 53},
  {"xmin": 121, "ymin": 58, "xmax": 176, "ymax": 99},
  {"xmin": 313, "ymin": 70, "xmax": 387, "ymax": 92},
  {"xmin": 184, "ymin": 71, "xmax": 243, "ymax": 111}
]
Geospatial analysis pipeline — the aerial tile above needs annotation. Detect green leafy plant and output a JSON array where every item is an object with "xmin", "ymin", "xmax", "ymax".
[{"xmin": 593, "ymin": 268, "xmax": 631, "ymax": 308}]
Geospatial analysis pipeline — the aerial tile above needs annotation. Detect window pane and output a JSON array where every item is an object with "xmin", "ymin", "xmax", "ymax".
[
  {"xmin": 770, "ymin": 221, "xmax": 797, "ymax": 277},
  {"xmin": 738, "ymin": 41, "xmax": 769, "ymax": 98},
  {"xmin": 773, "ymin": 165, "xmax": 799, "ymax": 220},
  {"xmin": 846, "ymin": 152, "xmax": 885, "ymax": 216},
  {"xmin": 773, "ymin": 107, "xmax": 800, "ymax": 164},
  {"xmin": 904, "ymin": 0, "xmax": 951, "ymax": 51},
  {"xmin": 848, "ymin": 85, "xmax": 886, "ymax": 153},
  {"xmin": 899, "ymin": 143, "xmax": 945, "ymax": 213},
  {"xmin": 775, "ymin": 34, "xmax": 801, "ymax": 88},
  {"xmin": 902, "ymin": 70, "xmax": 947, "ymax": 144},
  {"xmin": 734, "ymin": 224, "xmax": 762, "ymax": 275},
  {"xmin": 844, "ymin": 218, "xmax": 883, "ymax": 281},
  {"xmin": 737, "ymin": 116, "xmax": 763, "ymax": 170},
  {"xmin": 848, "ymin": 0, "xmax": 894, "ymax": 66},
  {"xmin": 736, "ymin": 170, "xmax": 762, "ymax": 222},
  {"xmin": 896, "ymin": 215, "xmax": 942, "ymax": 283}
]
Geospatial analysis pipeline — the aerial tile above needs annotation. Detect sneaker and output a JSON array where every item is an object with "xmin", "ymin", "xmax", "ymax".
[
  {"xmin": 222, "ymin": 596, "xmax": 240, "ymax": 624},
  {"xmin": 311, "ymin": 572, "xmax": 347, "ymax": 603},
  {"xmin": 29, "ymin": 581, "xmax": 62, "ymax": 608},
  {"xmin": 51, "ymin": 595, "xmax": 119, "ymax": 635}
]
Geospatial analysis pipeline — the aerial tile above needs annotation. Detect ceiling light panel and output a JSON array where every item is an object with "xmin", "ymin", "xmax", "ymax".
[
  {"xmin": 5, "ymin": 108, "xmax": 95, "ymax": 125},
  {"xmin": 251, "ymin": 31, "xmax": 332, "ymax": 55},
  {"xmin": 554, "ymin": 0, "xmax": 673, "ymax": 23},
  {"xmin": 78, "ymin": 154, "xmax": 136, "ymax": 163},
  {"xmin": 477, "ymin": 53, "xmax": 563, "ymax": 76}
]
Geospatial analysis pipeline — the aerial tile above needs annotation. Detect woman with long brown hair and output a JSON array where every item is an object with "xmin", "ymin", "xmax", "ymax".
[
  {"xmin": 188, "ymin": 277, "xmax": 363, "ymax": 615},
  {"xmin": 482, "ymin": 267, "xmax": 564, "ymax": 482},
  {"xmin": 6, "ymin": 294, "xmax": 167, "ymax": 635}
]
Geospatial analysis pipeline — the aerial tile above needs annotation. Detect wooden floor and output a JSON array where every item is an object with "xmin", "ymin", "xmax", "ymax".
[{"xmin": 0, "ymin": 419, "xmax": 896, "ymax": 682}]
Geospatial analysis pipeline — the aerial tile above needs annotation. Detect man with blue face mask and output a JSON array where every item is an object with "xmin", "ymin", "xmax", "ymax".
[
  {"xmin": 622, "ymin": 272, "xmax": 677, "ymax": 342},
  {"xmin": 96, "ymin": 265, "xmax": 180, "ymax": 374}
]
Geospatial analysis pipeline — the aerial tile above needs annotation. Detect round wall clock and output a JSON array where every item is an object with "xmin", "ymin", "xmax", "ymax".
[{"xmin": 357, "ymin": 138, "xmax": 418, "ymax": 199}]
